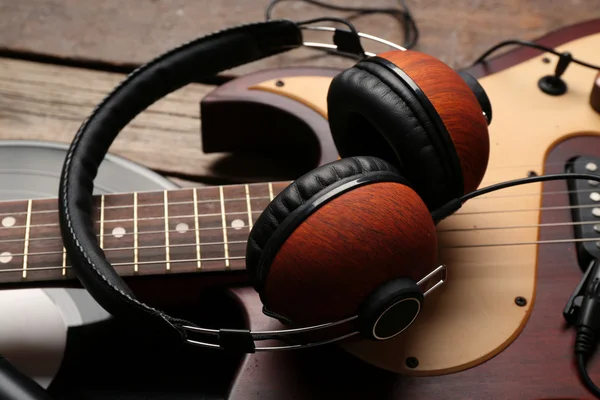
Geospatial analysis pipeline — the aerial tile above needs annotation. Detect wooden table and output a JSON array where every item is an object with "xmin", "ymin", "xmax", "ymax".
[{"xmin": 1, "ymin": 0, "xmax": 599, "ymax": 186}]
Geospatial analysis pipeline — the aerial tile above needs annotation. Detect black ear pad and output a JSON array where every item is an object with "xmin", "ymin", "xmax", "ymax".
[
  {"xmin": 326, "ymin": 57, "xmax": 464, "ymax": 211},
  {"xmin": 246, "ymin": 155, "xmax": 406, "ymax": 291},
  {"xmin": 458, "ymin": 70, "xmax": 492, "ymax": 124}
]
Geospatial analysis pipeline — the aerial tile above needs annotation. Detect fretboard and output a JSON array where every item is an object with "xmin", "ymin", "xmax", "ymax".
[{"xmin": 0, "ymin": 181, "xmax": 290, "ymax": 284}]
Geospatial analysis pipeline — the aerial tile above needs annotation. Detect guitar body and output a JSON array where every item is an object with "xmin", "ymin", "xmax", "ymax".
[{"xmin": 202, "ymin": 19, "xmax": 600, "ymax": 399}]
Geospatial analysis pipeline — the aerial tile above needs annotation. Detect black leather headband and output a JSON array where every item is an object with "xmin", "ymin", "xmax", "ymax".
[{"xmin": 58, "ymin": 20, "xmax": 304, "ymax": 339}]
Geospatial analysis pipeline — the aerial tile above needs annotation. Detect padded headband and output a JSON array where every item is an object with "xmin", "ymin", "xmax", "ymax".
[{"xmin": 58, "ymin": 20, "xmax": 304, "ymax": 339}]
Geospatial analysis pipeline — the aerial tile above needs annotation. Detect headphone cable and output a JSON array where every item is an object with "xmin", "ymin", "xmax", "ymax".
[
  {"xmin": 265, "ymin": 0, "xmax": 419, "ymax": 50},
  {"xmin": 472, "ymin": 39, "xmax": 600, "ymax": 72}
]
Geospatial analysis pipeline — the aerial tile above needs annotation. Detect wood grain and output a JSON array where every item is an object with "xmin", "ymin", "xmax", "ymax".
[
  {"xmin": 0, "ymin": 57, "xmax": 306, "ymax": 185},
  {"xmin": 1, "ymin": 0, "xmax": 599, "ymax": 73},
  {"xmin": 262, "ymin": 181, "xmax": 437, "ymax": 330},
  {"xmin": 379, "ymin": 50, "xmax": 490, "ymax": 195},
  {"xmin": 1, "ymin": 2, "xmax": 598, "ymax": 185}
]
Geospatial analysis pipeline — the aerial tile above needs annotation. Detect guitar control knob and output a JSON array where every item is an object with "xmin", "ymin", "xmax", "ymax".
[{"xmin": 592, "ymin": 72, "xmax": 600, "ymax": 114}]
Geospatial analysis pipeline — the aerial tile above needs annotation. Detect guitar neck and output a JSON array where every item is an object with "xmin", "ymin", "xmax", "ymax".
[{"xmin": 0, "ymin": 181, "xmax": 290, "ymax": 285}]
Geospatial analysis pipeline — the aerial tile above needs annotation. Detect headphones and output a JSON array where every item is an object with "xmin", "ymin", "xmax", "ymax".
[{"xmin": 54, "ymin": 19, "xmax": 492, "ymax": 354}]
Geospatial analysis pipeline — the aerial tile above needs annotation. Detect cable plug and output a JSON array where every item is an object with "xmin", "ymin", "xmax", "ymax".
[
  {"xmin": 564, "ymin": 259, "xmax": 600, "ymax": 398},
  {"xmin": 574, "ymin": 259, "xmax": 600, "ymax": 345}
]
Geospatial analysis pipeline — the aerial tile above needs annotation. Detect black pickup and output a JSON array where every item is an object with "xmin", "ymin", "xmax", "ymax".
[{"xmin": 567, "ymin": 156, "xmax": 600, "ymax": 271}]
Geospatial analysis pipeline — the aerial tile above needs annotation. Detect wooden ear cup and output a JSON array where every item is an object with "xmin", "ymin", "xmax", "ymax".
[
  {"xmin": 369, "ymin": 49, "xmax": 491, "ymax": 197},
  {"xmin": 327, "ymin": 49, "xmax": 490, "ymax": 209},
  {"xmin": 259, "ymin": 179, "xmax": 438, "ymax": 335}
]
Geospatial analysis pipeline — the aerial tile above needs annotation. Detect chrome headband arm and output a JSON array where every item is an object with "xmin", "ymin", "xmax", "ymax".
[
  {"xmin": 418, "ymin": 264, "xmax": 447, "ymax": 297},
  {"xmin": 179, "ymin": 265, "xmax": 446, "ymax": 353},
  {"xmin": 299, "ymin": 25, "xmax": 406, "ymax": 59},
  {"xmin": 181, "ymin": 314, "xmax": 359, "ymax": 353}
]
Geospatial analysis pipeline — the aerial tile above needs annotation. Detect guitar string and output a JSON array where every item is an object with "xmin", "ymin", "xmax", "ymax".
[
  {"xmin": 1, "ymin": 232, "xmax": 599, "ymax": 261},
  {"xmin": 1, "ymin": 213, "xmax": 599, "ymax": 251},
  {"xmin": 2, "ymin": 239, "xmax": 249, "ymax": 258},
  {"xmin": 0, "ymin": 256, "xmax": 247, "ymax": 274},
  {"xmin": 0, "ymin": 165, "xmax": 594, "ymax": 219},
  {"xmin": 2, "ymin": 200, "xmax": 600, "ymax": 232},
  {"xmin": 0, "ymin": 236, "xmax": 594, "ymax": 276},
  {"xmin": 0, "ymin": 195, "xmax": 273, "ymax": 217},
  {"xmin": 0, "ymin": 223, "xmax": 251, "ymax": 245}
]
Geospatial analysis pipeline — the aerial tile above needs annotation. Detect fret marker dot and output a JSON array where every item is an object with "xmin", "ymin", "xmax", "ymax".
[
  {"xmin": 1, "ymin": 217, "xmax": 15, "ymax": 227},
  {"xmin": 176, "ymin": 223, "xmax": 189, "ymax": 233},
  {"xmin": 112, "ymin": 227, "xmax": 126, "ymax": 238},
  {"xmin": 231, "ymin": 219, "xmax": 245, "ymax": 230},
  {"xmin": 0, "ymin": 252, "xmax": 12, "ymax": 263}
]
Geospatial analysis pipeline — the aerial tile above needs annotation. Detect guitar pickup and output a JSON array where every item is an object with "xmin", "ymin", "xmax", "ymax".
[{"xmin": 567, "ymin": 156, "xmax": 600, "ymax": 271}]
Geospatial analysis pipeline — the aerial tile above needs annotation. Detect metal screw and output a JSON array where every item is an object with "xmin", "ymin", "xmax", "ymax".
[
  {"xmin": 275, "ymin": 80, "xmax": 285, "ymax": 87},
  {"xmin": 542, "ymin": 57, "xmax": 550, "ymax": 64},
  {"xmin": 527, "ymin": 171, "xmax": 538, "ymax": 177},
  {"xmin": 586, "ymin": 162, "xmax": 598, "ymax": 172},
  {"xmin": 515, "ymin": 296, "xmax": 527, "ymax": 306},
  {"xmin": 405, "ymin": 357, "xmax": 419, "ymax": 368}
]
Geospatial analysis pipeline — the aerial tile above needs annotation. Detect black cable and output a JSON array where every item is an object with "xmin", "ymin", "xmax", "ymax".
[
  {"xmin": 265, "ymin": 0, "xmax": 419, "ymax": 49},
  {"xmin": 458, "ymin": 172, "xmax": 600, "ymax": 202},
  {"xmin": 577, "ymin": 353, "xmax": 600, "ymax": 398},
  {"xmin": 433, "ymin": 173, "xmax": 600, "ymax": 223},
  {"xmin": 472, "ymin": 39, "xmax": 600, "ymax": 71}
]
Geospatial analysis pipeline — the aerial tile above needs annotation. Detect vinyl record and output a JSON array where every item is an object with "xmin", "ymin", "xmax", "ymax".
[
  {"xmin": 0, "ymin": 140, "xmax": 178, "ymax": 200},
  {"xmin": 0, "ymin": 140, "xmax": 179, "ymax": 390}
]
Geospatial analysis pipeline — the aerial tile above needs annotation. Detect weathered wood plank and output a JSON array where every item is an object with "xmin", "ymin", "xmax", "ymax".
[
  {"xmin": 1, "ymin": 0, "xmax": 599, "ymax": 71},
  {"xmin": 0, "ymin": 57, "xmax": 291, "ymax": 184}
]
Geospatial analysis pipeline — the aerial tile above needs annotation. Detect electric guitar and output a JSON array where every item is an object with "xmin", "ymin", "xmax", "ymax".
[{"xmin": 0, "ymin": 18, "xmax": 599, "ymax": 399}]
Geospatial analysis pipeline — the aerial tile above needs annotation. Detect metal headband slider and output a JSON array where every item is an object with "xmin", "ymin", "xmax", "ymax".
[{"xmin": 417, "ymin": 264, "xmax": 447, "ymax": 297}]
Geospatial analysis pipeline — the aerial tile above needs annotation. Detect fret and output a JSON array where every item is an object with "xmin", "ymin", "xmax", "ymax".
[
  {"xmin": 62, "ymin": 247, "xmax": 67, "ymax": 277},
  {"xmin": 219, "ymin": 186, "xmax": 230, "ymax": 269},
  {"xmin": 99, "ymin": 194, "xmax": 105, "ymax": 249},
  {"xmin": 165, "ymin": 189, "xmax": 200, "ymax": 273},
  {"xmin": 0, "ymin": 199, "xmax": 30, "ymax": 282},
  {"xmin": 101, "ymin": 192, "xmax": 136, "ymax": 276},
  {"xmin": 135, "ymin": 190, "xmax": 173, "ymax": 275},
  {"xmin": 220, "ymin": 184, "xmax": 255, "ymax": 271},
  {"xmin": 195, "ymin": 186, "xmax": 227, "ymax": 271},
  {"xmin": 26, "ymin": 198, "xmax": 68, "ymax": 282},
  {"xmin": 22, "ymin": 200, "xmax": 32, "ymax": 279},
  {"xmin": 133, "ymin": 192, "xmax": 139, "ymax": 272},
  {"xmin": 268, "ymin": 182, "xmax": 274, "ymax": 201},
  {"xmin": 245, "ymin": 184, "xmax": 253, "ymax": 229},
  {"xmin": 164, "ymin": 191, "xmax": 171, "ymax": 271},
  {"xmin": 193, "ymin": 188, "xmax": 201, "ymax": 269}
]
